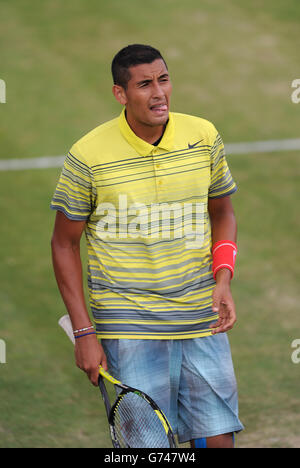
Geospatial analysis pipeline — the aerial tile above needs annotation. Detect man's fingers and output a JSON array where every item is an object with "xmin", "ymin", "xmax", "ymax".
[
  {"xmin": 100, "ymin": 353, "xmax": 108, "ymax": 372},
  {"xmin": 211, "ymin": 282, "xmax": 237, "ymax": 334},
  {"xmin": 88, "ymin": 365, "xmax": 101, "ymax": 386},
  {"xmin": 88, "ymin": 347, "xmax": 108, "ymax": 385},
  {"xmin": 210, "ymin": 301, "xmax": 235, "ymax": 334},
  {"xmin": 75, "ymin": 339, "xmax": 108, "ymax": 386}
]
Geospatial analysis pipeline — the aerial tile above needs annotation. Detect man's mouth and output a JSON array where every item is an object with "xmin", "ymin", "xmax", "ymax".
[{"xmin": 150, "ymin": 103, "xmax": 168, "ymax": 114}]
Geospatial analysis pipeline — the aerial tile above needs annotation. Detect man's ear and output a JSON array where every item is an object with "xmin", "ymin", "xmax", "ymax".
[{"xmin": 112, "ymin": 85, "xmax": 127, "ymax": 106}]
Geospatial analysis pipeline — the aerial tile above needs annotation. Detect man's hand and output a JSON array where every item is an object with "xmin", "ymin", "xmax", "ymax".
[
  {"xmin": 210, "ymin": 269, "xmax": 236, "ymax": 334},
  {"xmin": 75, "ymin": 335, "xmax": 108, "ymax": 386}
]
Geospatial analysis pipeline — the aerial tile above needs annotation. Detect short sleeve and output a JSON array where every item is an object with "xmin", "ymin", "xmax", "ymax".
[
  {"xmin": 208, "ymin": 132, "xmax": 237, "ymax": 199},
  {"xmin": 50, "ymin": 145, "xmax": 96, "ymax": 220}
]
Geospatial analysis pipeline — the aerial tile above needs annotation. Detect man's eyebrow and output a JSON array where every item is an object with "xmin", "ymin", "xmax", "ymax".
[{"xmin": 159, "ymin": 73, "xmax": 170, "ymax": 80}]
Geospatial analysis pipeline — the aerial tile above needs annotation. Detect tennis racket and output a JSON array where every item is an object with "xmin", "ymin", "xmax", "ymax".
[{"xmin": 58, "ymin": 314, "xmax": 177, "ymax": 448}]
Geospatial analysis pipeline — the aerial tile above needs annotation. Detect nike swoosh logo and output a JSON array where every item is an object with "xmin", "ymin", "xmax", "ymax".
[{"xmin": 188, "ymin": 139, "xmax": 203, "ymax": 149}]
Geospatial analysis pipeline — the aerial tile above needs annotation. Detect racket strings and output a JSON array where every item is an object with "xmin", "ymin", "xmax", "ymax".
[{"xmin": 112, "ymin": 392, "xmax": 170, "ymax": 448}]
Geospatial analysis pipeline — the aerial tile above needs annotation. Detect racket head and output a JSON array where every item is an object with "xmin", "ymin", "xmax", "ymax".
[{"xmin": 108, "ymin": 387, "xmax": 177, "ymax": 448}]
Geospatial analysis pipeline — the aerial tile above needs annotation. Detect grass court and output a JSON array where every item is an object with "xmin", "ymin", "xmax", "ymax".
[{"xmin": 0, "ymin": 0, "xmax": 299, "ymax": 448}]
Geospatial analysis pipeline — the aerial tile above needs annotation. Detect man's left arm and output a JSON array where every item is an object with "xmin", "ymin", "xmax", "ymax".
[{"xmin": 208, "ymin": 195, "xmax": 237, "ymax": 334}]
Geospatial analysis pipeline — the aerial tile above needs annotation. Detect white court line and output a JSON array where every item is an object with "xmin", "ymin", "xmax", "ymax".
[
  {"xmin": 225, "ymin": 138, "xmax": 300, "ymax": 154},
  {"xmin": 0, "ymin": 155, "xmax": 65, "ymax": 171},
  {"xmin": 0, "ymin": 138, "xmax": 299, "ymax": 171}
]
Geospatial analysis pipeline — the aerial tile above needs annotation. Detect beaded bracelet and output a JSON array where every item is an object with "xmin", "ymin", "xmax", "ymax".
[
  {"xmin": 74, "ymin": 331, "xmax": 96, "ymax": 340},
  {"xmin": 73, "ymin": 325, "xmax": 94, "ymax": 334}
]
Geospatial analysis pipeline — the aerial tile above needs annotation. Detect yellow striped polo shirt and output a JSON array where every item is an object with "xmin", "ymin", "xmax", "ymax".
[{"xmin": 51, "ymin": 109, "xmax": 237, "ymax": 339}]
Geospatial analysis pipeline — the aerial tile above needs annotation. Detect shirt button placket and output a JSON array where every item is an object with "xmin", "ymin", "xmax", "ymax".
[{"xmin": 153, "ymin": 150, "xmax": 163, "ymax": 193}]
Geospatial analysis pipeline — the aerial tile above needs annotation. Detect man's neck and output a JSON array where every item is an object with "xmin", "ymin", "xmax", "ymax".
[{"xmin": 125, "ymin": 110, "xmax": 167, "ymax": 145}]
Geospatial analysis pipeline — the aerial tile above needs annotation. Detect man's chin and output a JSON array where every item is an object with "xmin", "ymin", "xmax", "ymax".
[{"xmin": 148, "ymin": 111, "xmax": 169, "ymax": 127}]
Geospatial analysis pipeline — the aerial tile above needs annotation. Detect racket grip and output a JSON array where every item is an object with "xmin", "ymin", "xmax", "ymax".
[{"xmin": 99, "ymin": 366, "xmax": 122, "ymax": 385}]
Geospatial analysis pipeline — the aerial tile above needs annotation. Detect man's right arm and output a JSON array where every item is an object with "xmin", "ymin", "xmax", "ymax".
[{"xmin": 51, "ymin": 210, "xmax": 107, "ymax": 385}]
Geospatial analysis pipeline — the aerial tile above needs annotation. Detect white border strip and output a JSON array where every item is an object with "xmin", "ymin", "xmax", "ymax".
[{"xmin": 0, "ymin": 138, "xmax": 299, "ymax": 171}]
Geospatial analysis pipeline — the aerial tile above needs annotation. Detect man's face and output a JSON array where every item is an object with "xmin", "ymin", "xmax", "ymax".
[{"xmin": 115, "ymin": 59, "xmax": 172, "ymax": 130}]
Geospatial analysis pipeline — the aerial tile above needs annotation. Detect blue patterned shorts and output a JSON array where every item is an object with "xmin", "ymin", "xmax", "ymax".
[{"xmin": 101, "ymin": 334, "xmax": 244, "ymax": 443}]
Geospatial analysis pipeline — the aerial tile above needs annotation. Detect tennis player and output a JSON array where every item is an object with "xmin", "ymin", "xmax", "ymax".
[{"xmin": 51, "ymin": 44, "xmax": 244, "ymax": 448}]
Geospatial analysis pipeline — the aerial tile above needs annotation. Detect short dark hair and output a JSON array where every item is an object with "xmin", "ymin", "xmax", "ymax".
[{"xmin": 111, "ymin": 44, "xmax": 167, "ymax": 89}]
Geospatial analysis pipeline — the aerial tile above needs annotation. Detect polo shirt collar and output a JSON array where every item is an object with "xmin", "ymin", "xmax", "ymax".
[{"xmin": 118, "ymin": 108, "xmax": 174, "ymax": 156}]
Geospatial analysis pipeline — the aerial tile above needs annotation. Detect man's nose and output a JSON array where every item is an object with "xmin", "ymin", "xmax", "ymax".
[{"xmin": 152, "ymin": 81, "xmax": 164, "ymax": 98}]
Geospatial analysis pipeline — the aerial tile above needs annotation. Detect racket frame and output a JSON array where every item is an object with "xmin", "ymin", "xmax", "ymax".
[
  {"xmin": 106, "ymin": 381, "xmax": 177, "ymax": 448},
  {"xmin": 98, "ymin": 362, "xmax": 177, "ymax": 448}
]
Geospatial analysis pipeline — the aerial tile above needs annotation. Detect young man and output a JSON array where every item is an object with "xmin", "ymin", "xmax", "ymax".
[{"xmin": 51, "ymin": 44, "xmax": 244, "ymax": 448}]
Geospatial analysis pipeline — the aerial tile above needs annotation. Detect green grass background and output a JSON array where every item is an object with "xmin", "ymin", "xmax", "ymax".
[{"xmin": 0, "ymin": 0, "xmax": 299, "ymax": 448}]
